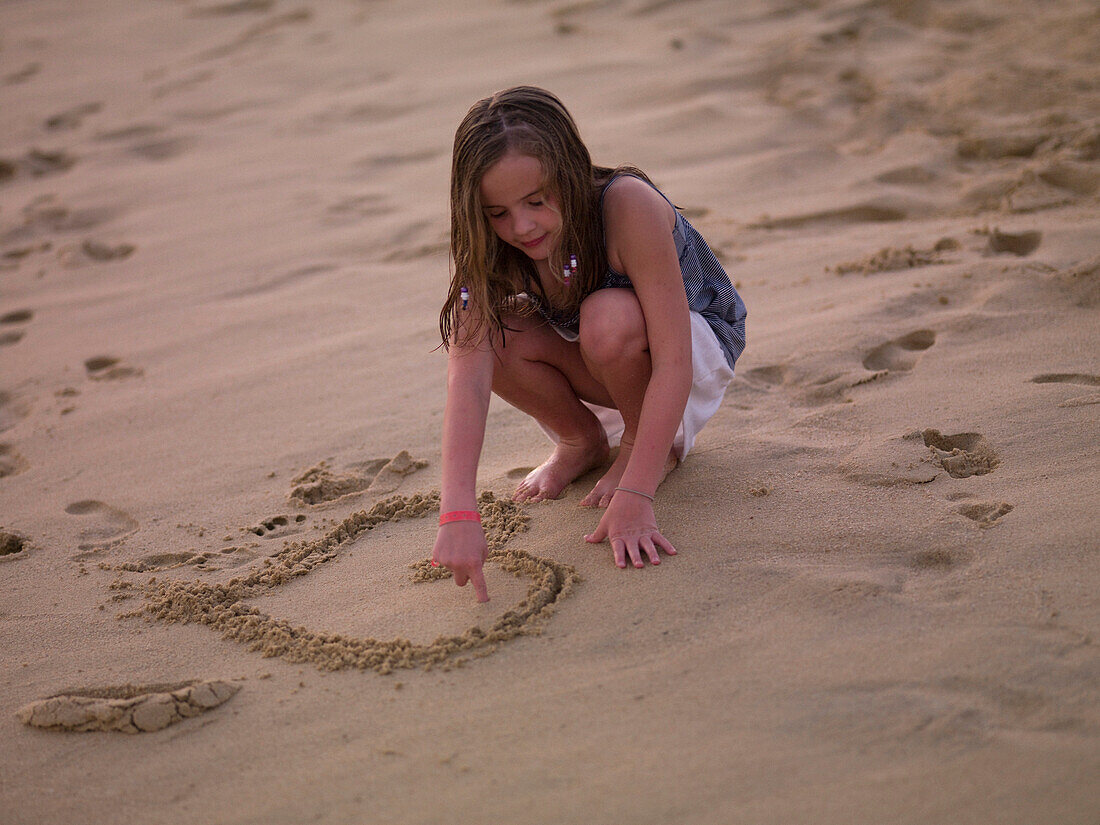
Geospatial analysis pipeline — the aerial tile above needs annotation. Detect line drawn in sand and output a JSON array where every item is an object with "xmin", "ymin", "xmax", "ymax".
[{"xmin": 119, "ymin": 491, "xmax": 580, "ymax": 674}]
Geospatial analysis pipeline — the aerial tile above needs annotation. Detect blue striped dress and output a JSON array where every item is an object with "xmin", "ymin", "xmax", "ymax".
[{"xmin": 527, "ymin": 175, "xmax": 747, "ymax": 370}]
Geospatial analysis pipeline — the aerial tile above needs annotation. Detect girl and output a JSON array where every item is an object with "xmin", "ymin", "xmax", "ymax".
[{"xmin": 431, "ymin": 87, "xmax": 746, "ymax": 602}]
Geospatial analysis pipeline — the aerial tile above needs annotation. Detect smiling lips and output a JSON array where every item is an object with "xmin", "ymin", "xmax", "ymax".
[{"xmin": 520, "ymin": 234, "xmax": 547, "ymax": 249}]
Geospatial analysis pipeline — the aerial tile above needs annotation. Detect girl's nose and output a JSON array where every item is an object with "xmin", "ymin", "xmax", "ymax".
[{"xmin": 513, "ymin": 210, "xmax": 536, "ymax": 235}]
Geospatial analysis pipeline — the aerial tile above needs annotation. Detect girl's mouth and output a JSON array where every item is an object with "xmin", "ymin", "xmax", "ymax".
[{"xmin": 520, "ymin": 234, "xmax": 547, "ymax": 249}]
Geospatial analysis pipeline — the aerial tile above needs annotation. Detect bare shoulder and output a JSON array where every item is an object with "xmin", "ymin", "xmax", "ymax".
[
  {"xmin": 602, "ymin": 175, "xmax": 675, "ymax": 229},
  {"xmin": 602, "ymin": 176, "xmax": 676, "ymax": 273}
]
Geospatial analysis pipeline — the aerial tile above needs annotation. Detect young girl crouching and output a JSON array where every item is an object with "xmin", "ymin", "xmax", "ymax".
[{"xmin": 432, "ymin": 86, "xmax": 746, "ymax": 602}]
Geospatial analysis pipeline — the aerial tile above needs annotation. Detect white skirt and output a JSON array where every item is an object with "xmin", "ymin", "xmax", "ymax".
[{"xmin": 538, "ymin": 311, "xmax": 735, "ymax": 459}]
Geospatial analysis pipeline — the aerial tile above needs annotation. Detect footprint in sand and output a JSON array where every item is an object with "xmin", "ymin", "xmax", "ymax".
[
  {"xmin": 65, "ymin": 500, "xmax": 139, "ymax": 552},
  {"xmin": 0, "ymin": 443, "xmax": 29, "ymax": 478},
  {"xmin": 922, "ymin": 429, "xmax": 999, "ymax": 478},
  {"xmin": 838, "ymin": 431, "xmax": 940, "ymax": 487},
  {"xmin": 958, "ymin": 132, "xmax": 1050, "ymax": 161},
  {"xmin": 862, "ymin": 330, "xmax": 936, "ymax": 373},
  {"xmin": 0, "ymin": 149, "xmax": 77, "ymax": 185},
  {"xmin": 130, "ymin": 137, "xmax": 191, "ymax": 162},
  {"xmin": 0, "ymin": 390, "xmax": 30, "ymax": 434},
  {"xmin": 1030, "ymin": 373, "xmax": 1100, "ymax": 387},
  {"xmin": 85, "ymin": 356, "xmax": 143, "ymax": 381},
  {"xmin": 1, "ymin": 309, "xmax": 34, "ymax": 323},
  {"xmin": 95, "ymin": 123, "xmax": 191, "ymax": 163},
  {"xmin": 811, "ymin": 675, "xmax": 1070, "ymax": 754},
  {"xmin": 123, "ymin": 552, "xmax": 198, "ymax": 571},
  {"xmin": 45, "ymin": 102, "xmax": 103, "ymax": 132},
  {"xmin": 289, "ymin": 451, "xmax": 428, "ymax": 505},
  {"xmin": 0, "ymin": 243, "xmax": 51, "ymax": 271},
  {"xmin": 958, "ymin": 501, "xmax": 1014, "ymax": 529},
  {"xmin": 221, "ymin": 262, "xmax": 337, "ymax": 300},
  {"xmin": 749, "ymin": 200, "xmax": 909, "ymax": 231},
  {"xmin": 1054, "ymin": 257, "xmax": 1100, "ymax": 308},
  {"xmin": 109, "ymin": 546, "xmax": 260, "ymax": 573},
  {"xmin": 60, "ymin": 239, "xmax": 136, "ymax": 268},
  {"xmin": 1031, "ymin": 372, "xmax": 1100, "ymax": 408},
  {"xmin": 985, "ymin": 228, "xmax": 1042, "ymax": 257},
  {"xmin": 249, "ymin": 513, "xmax": 307, "ymax": 538},
  {"xmin": 743, "ymin": 358, "xmax": 881, "ymax": 406},
  {"xmin": 909, "ymin": 547, "xmax": 968, "ymax": 571},
  {"xmin": 1038, "ymin": 162, "xmax": 1100, "ymax": 198},
  {"xmin": 874, "ymin": 165, "xmax": 939, "ymax": 186},
  {"xmin": 1, "ymin": 530, "xmax": 30, "ymax": 560},
  {"xmin": 18, "ymin": 680, "xmax": 239, "ymax": 733},
  {"xmin": 743, "ymin": 364, "xmax": 790, "ymax": 389},
  {"xmin": 0, "ymin": 309, "xmax": 32, "ymax": 347},
  {"xmin": 189, "ymin": 0, "xmax": 276, "ymax": 17},
  {"xmin": 381, "ymin": 220, "xmax": 450, "ymax": 263},
  {"xmin": 2, "ymin": 197, "xmax": 116, "ymax": 253},
  {"xmin": 323, "ymin": 193, "xmax": 388, "ymax": 226},
  {"xmin": 3, "ymin": 62, "xmax": 41, "ymax": 86},
  {"xmin": 353, "ymin": 148, "xmax": 442, "ymax": 173},
  {"xmin": 198, "ymin": 8, "xmax": 312, "ymax": 61}
]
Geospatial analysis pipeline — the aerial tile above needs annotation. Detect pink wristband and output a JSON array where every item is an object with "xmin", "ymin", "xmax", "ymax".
[{"xmin": 439, "ymin": 510, "xmax": 481, "ymax": 526}]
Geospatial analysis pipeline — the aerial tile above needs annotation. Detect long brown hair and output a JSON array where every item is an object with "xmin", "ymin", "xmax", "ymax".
[{"xmin": 440, "ymin": 86, "xmax": 648, "ymax": 348}]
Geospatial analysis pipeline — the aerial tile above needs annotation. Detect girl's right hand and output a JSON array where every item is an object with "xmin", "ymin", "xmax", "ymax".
[{"xmin": 432, "ymin": 523, "xmax": 490, "ymax": 602}]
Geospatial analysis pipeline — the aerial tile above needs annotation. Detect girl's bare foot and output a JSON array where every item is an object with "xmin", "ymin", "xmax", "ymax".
[
  {"xmin": 513, "ymin": 437, "xmax": 610, "ymax": 503},
  {"xmin": 581, "ymin": 444, "xmax": 678, "ymax": 508}
]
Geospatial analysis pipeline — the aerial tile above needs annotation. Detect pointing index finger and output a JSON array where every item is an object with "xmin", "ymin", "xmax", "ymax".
[{"xmin": 470, "ymin": 568, "xmax": 490, "ymax": 602}]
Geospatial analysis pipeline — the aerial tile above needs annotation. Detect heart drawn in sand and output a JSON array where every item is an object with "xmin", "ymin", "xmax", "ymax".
[{"xmin": 121, "ymin": 492, "xmax": 579, "ymax": 674}]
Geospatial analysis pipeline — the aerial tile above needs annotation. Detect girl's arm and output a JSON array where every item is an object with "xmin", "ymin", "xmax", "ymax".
[
  {"xmin": 586, "ymin": 177, "xmax": 693, "ymax": 565},
  {"xmin": 432, "ymin": 329, "xmax": 495, "ymax": 601}
]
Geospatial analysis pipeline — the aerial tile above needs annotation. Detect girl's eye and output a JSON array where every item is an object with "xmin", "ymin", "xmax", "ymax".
[
  {"xmin": 529, "ymin": 200, "xmax": 543, "ymax": 208},
  {"xmin": 488, "ymin": 211, "xmax": 506, "ymax": 220}
]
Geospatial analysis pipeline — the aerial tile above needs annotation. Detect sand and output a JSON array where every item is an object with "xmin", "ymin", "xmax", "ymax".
[{"xmin": 1, "ymin": 0, "xmax": 1098, "ymax": 822}]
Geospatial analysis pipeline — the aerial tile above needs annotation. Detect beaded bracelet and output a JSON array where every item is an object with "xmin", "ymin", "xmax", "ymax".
[{"xmin": 438, "ymin": 510, "xmax": 481, "ymax": 525}]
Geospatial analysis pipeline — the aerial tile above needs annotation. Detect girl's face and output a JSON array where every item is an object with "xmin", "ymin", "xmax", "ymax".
[{"xmin": 478, "ymin": 150, "xmax": 561, "ymax": 263}]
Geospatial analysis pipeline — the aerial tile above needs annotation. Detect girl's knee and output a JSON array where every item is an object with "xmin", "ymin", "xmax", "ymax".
[
  {"xmin": 578, "ymin": 290, "xmax": 647, "ymax": 366},
  {"xmin": 490, "ymin": 313, "xmax": 537, "ymax": 361},
  {"xmin": 491, "ymin": 312, "xmax": 561, "ymax": 376}
]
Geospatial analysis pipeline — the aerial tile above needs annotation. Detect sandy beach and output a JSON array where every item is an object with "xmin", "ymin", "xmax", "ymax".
[{"xmin": 2, "ymin": 0, "xmax": 1098, "ymax": 822}]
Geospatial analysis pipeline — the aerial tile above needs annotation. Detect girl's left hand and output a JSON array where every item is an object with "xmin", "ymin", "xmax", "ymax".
[{"xmin": 584, "ymin": 493, "xmax": 677, "ymax": 568}]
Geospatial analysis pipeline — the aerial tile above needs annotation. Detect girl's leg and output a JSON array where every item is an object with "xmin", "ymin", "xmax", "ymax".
[
  {"xmin": 577, "ymin": 289, "xmax": 677, "ymax": 507},
  {"xmin": 491, "ymin": 312, "xmax": 615, "ymax": 502}
]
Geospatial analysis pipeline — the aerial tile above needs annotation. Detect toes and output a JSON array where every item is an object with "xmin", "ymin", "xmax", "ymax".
[{"xmin": 515, "ymin": 481, "xmax": 550, "ymax": 503}]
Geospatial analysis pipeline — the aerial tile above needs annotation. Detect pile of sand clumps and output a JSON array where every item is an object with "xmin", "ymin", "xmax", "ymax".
[
  {"xmin": 18, "ymin": 680, "xmax": 238, "ymax": 733},
  {"xmin": 288, "ymin": 450, "xmax": 429, "ymax": 506},
  {"xmin": 124, "ymin": 492, "xmax": 580, "ymax": 674},
  {"xmin": 828, "ymin": 238, "xmax": 960, "ymax": 275}
]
